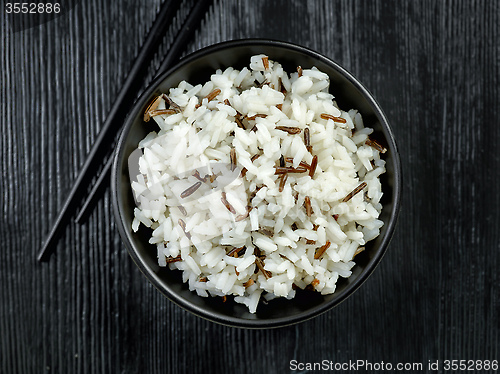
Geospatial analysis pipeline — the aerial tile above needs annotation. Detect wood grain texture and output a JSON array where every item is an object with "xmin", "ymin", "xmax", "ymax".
[{"xmin": 1, "ymin": 0, "xmax": 499, "ymax": 373}]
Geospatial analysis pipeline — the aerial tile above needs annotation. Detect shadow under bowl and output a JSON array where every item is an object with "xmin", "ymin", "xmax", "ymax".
[{"xmin": 111, "ymin": 39, "xmax": 402, "ymax": 328}]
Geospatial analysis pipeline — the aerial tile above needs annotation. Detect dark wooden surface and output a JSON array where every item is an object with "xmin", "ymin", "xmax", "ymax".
[{"xmin": 1, "ymin": 1, "xmax": 499, "ymax": 373}]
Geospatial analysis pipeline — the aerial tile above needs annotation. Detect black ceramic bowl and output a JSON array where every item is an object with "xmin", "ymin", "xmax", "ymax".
[{"xmin": 111, "ymin": 39, "xmax": 401, "ymax": 328}]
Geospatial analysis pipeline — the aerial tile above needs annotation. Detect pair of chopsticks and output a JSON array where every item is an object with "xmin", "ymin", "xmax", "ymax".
[{"xmin": 37, "ymin": 0, "xmax": 214, "ymax": 262}]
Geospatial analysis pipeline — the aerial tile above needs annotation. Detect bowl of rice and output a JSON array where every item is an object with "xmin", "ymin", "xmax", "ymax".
[{"xmin": 111, "ymin": 39, "xmax": 401, "ymax": 328}]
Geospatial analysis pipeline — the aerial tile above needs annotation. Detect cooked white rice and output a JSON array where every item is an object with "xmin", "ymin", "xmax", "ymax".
[{"xmin": 131, "ymin": 55, "xmax": 386, "ymax": 313}]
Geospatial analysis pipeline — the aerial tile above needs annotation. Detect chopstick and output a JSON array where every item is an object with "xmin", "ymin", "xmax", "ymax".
[
  {"xmin": 74, "ymin": 155, "xmax": 113, "ymax": 224},
  {"xmin": 37, "ymin": 0, "xmax": 213, "ymax": 262},
  {"xmin": 156, "ymin": 0, "xmax": 213, "ymax": 75},
  {"xmin": 74, "ymin": 0, "xmax": 214, "ymax": 225}
]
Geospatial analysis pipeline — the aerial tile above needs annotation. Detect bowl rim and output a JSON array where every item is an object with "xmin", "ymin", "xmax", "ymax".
[{"xmin": 111, "ymin": 38, "xmax": 402, "ymax": 328}]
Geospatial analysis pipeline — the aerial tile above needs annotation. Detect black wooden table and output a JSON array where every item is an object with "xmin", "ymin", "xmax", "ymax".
[{"xmin": 1, "ymin": 1, "xmax": 499, "ymax": 373}]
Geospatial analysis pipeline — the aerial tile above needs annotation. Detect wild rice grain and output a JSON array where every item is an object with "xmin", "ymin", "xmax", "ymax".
[
  {"xmin": 262, "ymin": 56, "xmax": 269, "ymax": 70},
  {"xmin": 143, "ymin": 96, "xmax": 162, "ymax": 121},
  {"xmin": 365, "ymin": 138, "xmax": 387, "ymax": 153},
  {"xmin": 285, "ymin": 157, "xmax": 310, "ymax": 169},
  {"xmin": 246, "ymin": 114, "xmax": 268, "ymax": 121},
  {"xmin": 279, "ymin": 254, "xmax": 292, "ymax": 262},
  {"xmin": 255, "ymin": 257, "xmax": 272, "ymax": 279},
  {"xmin": 278, "ymin": 173, "xmax": 288, "ymax": 192},
  {"xmin": 166, "ymin": 255, "xmax": 183, "ymax": 263},
  {"xmin": 257, "ymin": 80, "xmax": 269, "ymax": 89},
  {"xmin": 235, "ymin": 206, "xmax": 252, "ymax": 222},
  {"xmin": 353, "ymin": 246, "xmax": 365, "ymax": 258},
  {"xmin": 178, "ymin": 219, "xmax": 191, "ymax": 239},
  {"xmin": 193, "ymin": 170, "xmax": 207, "ymax": 183},
  {"xmin": 180, "ymin": 181, "xmax": 202, "ymax": 198},
  {"xmin": 177, "ymin": 205, "xmax": 187, "ymax": 216},
  {"xmin": 251, "ymin": 154, "xmax": 261, "ymax": 162},
  {"xmin": 259, "ymin": 228, "xmax": 274, "ymax": 237},
  {"xmin": 243, "ymin": 279, "xmax": 255, "ymax": 288},
  {"xmin": 230, "ymin": 148, "xmax": 237, "ymax": 171},
  {"xmin": 274, "ymin": 166, "xmax": 308, "ymax": 175},
  {"xmin": 221, "ymin": 191, "xmax": 236, "ymax": 214},
  {"xmin": 341, "ymin": 182, "xmax": 367, "ymax": 202},
  {"xmin": 150, "ymin": 109, "xmax": 177, "ymax": 117},
  {"xmin": 309, "ymin": 155, "xmax": 318, "ymax": 178},
  {"xmin": 314, "ymin": 241, "xmax": 331, "ymax": 259},
  {"xmin": 162, "ymin": 94, "xmax": 182, "ymax": 112},
  {"xmin": 304, "ymin": 127, "xmax": 311, "ymax": 152},
  {"xmin": 276, "ymin": 126, "xmax": 302, "ymax": 134},
  {"xmin": 304, "ymin": 196, "xmax": 313, "ymax": 217},
  {"xmin": 235, "ymin": 115, "xmax": 245, "ymax": 129},
  {"xmin": 228, "ymin": 246, "xmax": 244, "ymax": 257},
  {"xmin": 205, "ymin": 88, "xmax": 221, "ymax": 102},
  {"xmin": 320, "ymin": 113, "xmax": 347, "ymax": 124}
]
